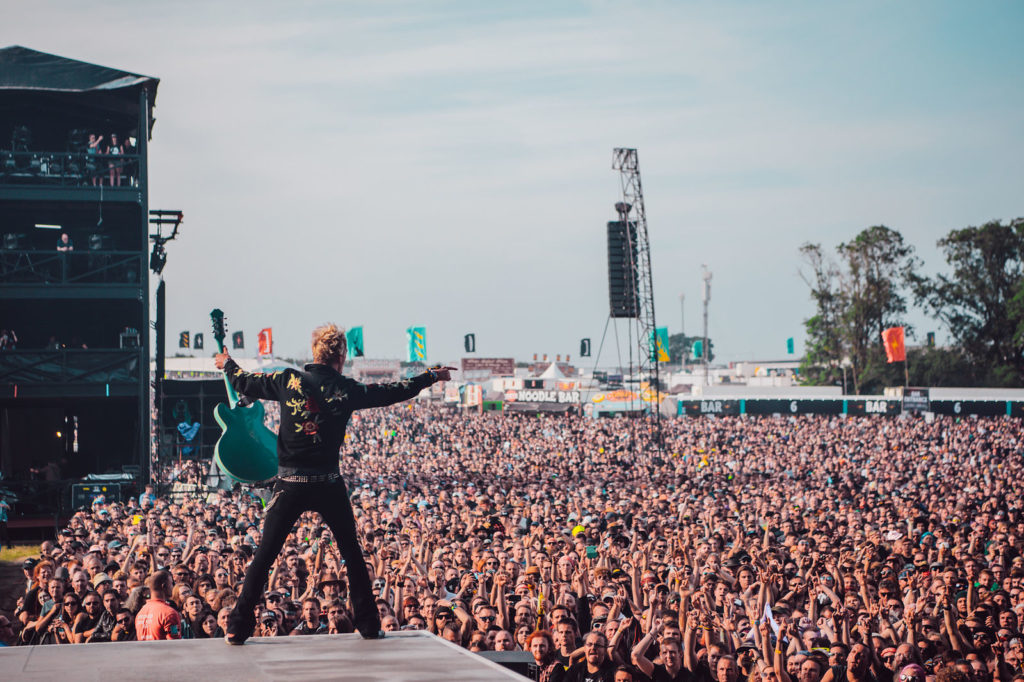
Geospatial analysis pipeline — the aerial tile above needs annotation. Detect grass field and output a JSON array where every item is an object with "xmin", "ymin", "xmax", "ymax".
[
  {"xmin": 1, "ymin": 544, "xmax": 41, "ymax": 564},
  {"xmin": 0, "ymin": 546, "xmax": 36, "ymax": 618}
]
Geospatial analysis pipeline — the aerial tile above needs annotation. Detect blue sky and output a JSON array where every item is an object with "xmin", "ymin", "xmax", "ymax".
[{"xmin": 4, "ymin": 1, "xmax": 1023, "ymax": 364}]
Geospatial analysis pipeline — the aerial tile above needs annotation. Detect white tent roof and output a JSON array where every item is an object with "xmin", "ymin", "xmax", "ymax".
[{"xmin": 538, "ymin": 362, "xmax": 568, "ymax": 380}]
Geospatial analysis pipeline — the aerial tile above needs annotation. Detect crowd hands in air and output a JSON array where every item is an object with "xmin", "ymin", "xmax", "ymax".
[{"xmin": 6, "ymin": 406, "xmax": 1024, "ymax": 682}]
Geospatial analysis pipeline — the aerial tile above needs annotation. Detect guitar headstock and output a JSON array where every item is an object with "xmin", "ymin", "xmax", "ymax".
[{"xmin": 210, "ymin": 309, "xmax": 227, "ymax": 351}]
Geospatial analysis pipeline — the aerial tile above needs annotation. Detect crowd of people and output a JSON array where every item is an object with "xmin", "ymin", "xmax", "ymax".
[{"xmin": 5, "ymin": 405, "xmax": 1024, "ymax": 682}]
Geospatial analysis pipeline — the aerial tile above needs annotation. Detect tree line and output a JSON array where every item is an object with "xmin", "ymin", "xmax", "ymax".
[{"xmin": 799, "ymin": 218, "xmax": 1024, "ymax": 393}]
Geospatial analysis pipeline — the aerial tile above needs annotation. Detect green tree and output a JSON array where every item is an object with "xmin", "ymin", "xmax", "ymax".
[
  {"xmin": 913, "ymin": 218, "xmax": 1024, "ymax": 385},
  {"xmin": 906, "ymin": 346, "xmax": 982, "ymax": 387},
  {"xmin": 799, "ymin": 226, "xmax": 919, "ymax": 394},
  {"xmin": 668, "ymin": 333, "xmax": 713, "ymax": 365},
  {"xmin": 798, "ymin": 243, "xmax": 844, "ymax": 387}
]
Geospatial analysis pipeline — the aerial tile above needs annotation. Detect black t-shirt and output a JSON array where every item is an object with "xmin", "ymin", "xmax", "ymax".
[
  {"xmin": 651, "ymin": 664, "xmax": 695, "ymax": 682},
  {"xmin": 563, "ymin": 660, "xmax": 616, "ymax": 682},
  {"xmin": 697, "ymin": 662, "xmax": 715, "ymax": 682}
]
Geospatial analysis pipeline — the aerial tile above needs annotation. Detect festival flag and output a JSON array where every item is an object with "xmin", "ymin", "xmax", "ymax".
[
  {"xmin": 786, "ymin": 337, "xmax": 794, "ymax": 354},
  {"xmin": 346, "ymin": 326, "xmax": 364, "ymax": 357},
  {"xmin": 406, "ymin": 326, "xmax": 426, "ymax": 363},
  {"xmin": 178, "ymin": 331, "xmax": 189, "ymax": 349},
  {"xmin": 232, "ymin": 331, "xmax": 244, "ymax": 350},
  {"xmin": 257, "ymin": 328, "xmax": 273, "ymax": 356},
  {"xmin": 882, "ymin": 326, "xmax": 906, "ymax": 363},
  {"xmin": 650, "ymin": 327, "xmax": 670, "ymax": 362},
  {"xmin": 193, "ymin": 333, "xmax": 204, "ymax": 350}
]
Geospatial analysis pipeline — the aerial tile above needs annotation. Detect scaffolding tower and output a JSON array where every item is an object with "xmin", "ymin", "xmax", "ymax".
[{"xmin": 612, "ymin": 147, "xmax": 662, "ymax": 449}]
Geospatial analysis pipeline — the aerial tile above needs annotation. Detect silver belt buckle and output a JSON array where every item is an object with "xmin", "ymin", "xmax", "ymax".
[{"xmin": 282, "ymin": 472, "xmax": 338, "ymax": 483}]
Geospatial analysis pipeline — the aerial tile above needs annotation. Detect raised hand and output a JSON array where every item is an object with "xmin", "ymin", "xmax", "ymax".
[{"xmin": 429, "ymin": 366, "xmax": 458, "ymax": 382}]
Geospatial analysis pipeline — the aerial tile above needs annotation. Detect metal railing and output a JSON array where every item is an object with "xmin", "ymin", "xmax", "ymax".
[
  {"xmin": 0, "ymin": 349, "xmax": 141, "ymax": 384},
  {"xmin": 0, "ymin": 479, "xmax": 73, "ymax": 520},
  {"xmin": 0, "ymin": 149, "xmax": 140, "ymax": 188},
  {"xmin": 0, "ymin": 249, "xmax": 144, "ymax": 285}
]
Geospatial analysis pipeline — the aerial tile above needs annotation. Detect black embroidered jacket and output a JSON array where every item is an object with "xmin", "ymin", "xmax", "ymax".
[{"xmin": 222, "ymin": 358, "xmax": 435, "ymax": 472}]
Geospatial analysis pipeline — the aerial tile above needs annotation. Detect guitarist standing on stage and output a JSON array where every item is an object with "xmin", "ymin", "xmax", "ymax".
[{"xmin": 214, "ymin": 323, "xmax": 452, "ymax": 644}]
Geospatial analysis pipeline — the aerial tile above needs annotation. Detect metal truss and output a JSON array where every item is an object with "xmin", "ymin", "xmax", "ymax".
[{"xmin": 612, "ymin": 148, "xmax": 662, "ymax": 449}]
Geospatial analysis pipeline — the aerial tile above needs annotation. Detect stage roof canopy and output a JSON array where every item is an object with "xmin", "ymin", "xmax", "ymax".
[{"xmin": 0, "ymin": 45, "xmax": 159, "ymax": 135}]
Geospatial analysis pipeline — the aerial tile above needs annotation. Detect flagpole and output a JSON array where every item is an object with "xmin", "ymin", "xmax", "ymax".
[{"xmin": 904, "ymin": 327, "xmax": 909, "ymax": 387}]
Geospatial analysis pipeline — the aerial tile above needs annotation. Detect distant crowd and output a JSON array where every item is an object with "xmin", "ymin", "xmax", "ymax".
[{"xmin": 5, "ymin": 406, "xmax": 1024, "ymax": 682}]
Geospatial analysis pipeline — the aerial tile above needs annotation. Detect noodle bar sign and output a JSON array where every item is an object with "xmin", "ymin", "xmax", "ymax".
[{"xmin": 505, "ymin": 389, "xmax": 581, "ymax": 403}]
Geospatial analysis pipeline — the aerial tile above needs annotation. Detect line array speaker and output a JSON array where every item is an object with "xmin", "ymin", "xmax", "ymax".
[{"xmin": 607, "ymin": 220, "xmax": 639, "ymax": 318}]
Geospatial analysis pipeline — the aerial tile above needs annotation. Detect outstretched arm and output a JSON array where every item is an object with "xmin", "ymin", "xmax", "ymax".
[
  {"xmin": 345, "ymin": 367, "xmax": 454, "ymax": 410},
  {"xmin": 218, "ymin": 355, "xmax": 280, "ymax": 400}
]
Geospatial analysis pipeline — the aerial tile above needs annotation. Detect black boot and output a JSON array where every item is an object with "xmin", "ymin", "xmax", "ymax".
[{"xmin": 225, "ymin": 606, "xmax": 256, "ymax": 645}]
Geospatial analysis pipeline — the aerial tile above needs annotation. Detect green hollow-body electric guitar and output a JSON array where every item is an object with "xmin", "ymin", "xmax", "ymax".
[{"xmin": 210, "ymin": 308, "xmax": 278, "ymax": 483}]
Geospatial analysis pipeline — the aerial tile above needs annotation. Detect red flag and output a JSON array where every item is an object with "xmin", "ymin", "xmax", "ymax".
[
  {"xmin": 881, "ymin": 326, "xmax": 905, "ymax": 363},
  {"xmin": 258, "ymin": 328, "xmax": 273, "ymax": 356}
]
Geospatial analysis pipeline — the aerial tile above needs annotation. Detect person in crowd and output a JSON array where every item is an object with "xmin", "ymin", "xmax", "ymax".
[
  {"xmin": 139, "ymin": 485, "xmax": 156, "ymax": 509},
  {"xmin": 0, "ymin": 615, "xmax": 16, "ymax": 646},
  {"xmin": 56, "ymin": 232, "xmax": 73, "ymax": 252},
  {"xmin": 1, "ymin": 407, "xmax": 1020, "ymax": 682},
  {"xmin": 71, "ymin": 590, "xmax": 103, "ymax": 643},
  {"xmin": 290, "ymin": 597, "xmax": 327, "ymax": 636},
  {"xmin": 0, "ymin": 494, "xmax": 10, "ymax": 549},
  {"xmin": 111, "ymin": 609, "xmax": 135, "ymax": 642},
  {"xmin": 86, "ymin": 133, "xmax": 103, "ymax": 185},
  {"xmin": 213, "ymin": 323, "xmax": 452, "ymax": 644},
  {"xmin": 106, "ymin": 133, "xmax": 123, "ymax": 186},
  {"xmin": 564, "ymin": 630, "xmax": 616, "ymax": 681},
  {"xmin": 528, "ymin": 629, "xmax": 565, "ymax": 682},
  {"xmin": 135, "ymin": 571, "xmax": 181, "ymax": 640},
  {"xmin": 0, "ymin": 329, "xmax": 16, "ymax": 352}
]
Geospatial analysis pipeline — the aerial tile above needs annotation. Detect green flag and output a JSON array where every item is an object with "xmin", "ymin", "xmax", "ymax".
[
  {"xmin": 406, "ymin": 326, "xmax": 426, "ymax": 363},
  {"xmin": 786, "ymin": 337, "xmax": 794, "ymax": 354},
  {"xmin": 346, "ymin": 326, "xmax": 364, "ymax": 357},
  {"xmin": 650, "ymin": 327, "xmax": 670, "ymax": 362}
]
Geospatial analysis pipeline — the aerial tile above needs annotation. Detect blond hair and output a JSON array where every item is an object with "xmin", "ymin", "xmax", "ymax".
[{"xmin": 311, "ymin": 323, "xmax": 347, "ymax": 365}]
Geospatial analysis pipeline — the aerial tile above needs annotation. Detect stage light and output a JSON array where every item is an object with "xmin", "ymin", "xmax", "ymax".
[
  {"xmin": 56, "ymin": 431, "xmax": 63, "ymax": 438},
  {"xmin": 11, "ymin": 125, "xmax": 30, "ymax": 150},
  {"xmin": 149, "ymin": 243, "xmax": 167, "ymax": 274},
  {"xmin": 67, "ymin": 129, "xmax": 88, "ymax": 153},
  {"xmin": 35, "ymin": 223, "xmax": 62, "ymax": 230}
]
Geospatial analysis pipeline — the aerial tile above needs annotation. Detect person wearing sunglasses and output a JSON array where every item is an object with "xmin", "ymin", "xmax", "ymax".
[
  {"xmin": 898, "ymin": 664, "xmax": 926, "ymax": 682},
  {"xmin": 111, "ymin": 609, "xmax": 135, "ymax": 641}
]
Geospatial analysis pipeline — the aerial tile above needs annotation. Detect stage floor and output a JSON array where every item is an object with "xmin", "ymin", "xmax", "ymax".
[{"xmin": 0, "ymin": 630, "xmax": 528, "ymax": 681}]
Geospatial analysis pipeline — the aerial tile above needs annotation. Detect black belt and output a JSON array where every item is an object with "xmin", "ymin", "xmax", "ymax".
[{"xmin": 278, "ymin": 472, "xmax": 341, "ymax": 483}]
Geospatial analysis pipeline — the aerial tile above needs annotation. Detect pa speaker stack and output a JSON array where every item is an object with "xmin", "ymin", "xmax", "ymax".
[{"xmin": 607, "ymin": 220, "xmax": 639, "ymax": 318}]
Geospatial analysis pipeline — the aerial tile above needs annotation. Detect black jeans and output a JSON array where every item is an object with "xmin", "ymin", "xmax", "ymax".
[{"xmin": 229, "ymin": 477, "xmax": 378, "ymax": 636}]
